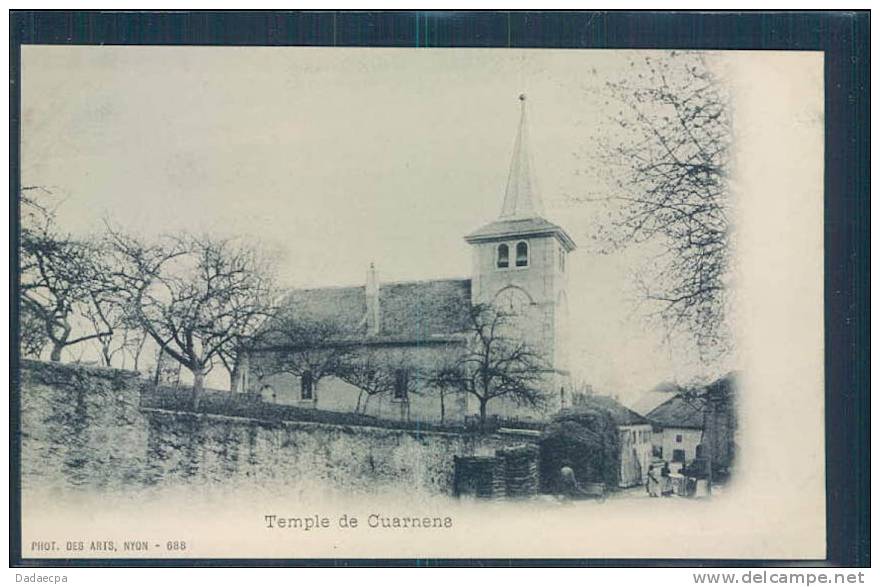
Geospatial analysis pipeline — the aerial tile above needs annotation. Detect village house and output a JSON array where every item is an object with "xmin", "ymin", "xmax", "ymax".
[
  {"xmin": 646, "ymin": 395, "xmax": 705, "ymax": 464},
  {"xmin": 541, "ymin": 393, "xmax": 653, "ymax": 489},
  {"xmin": 249, "ymin": 95, "xmax": 577, "ymax": 424},
  {"xmin": 575, "ymin": 394, "xmax": 654, "ymax": 487},
  {"xmin": 646, "ymin": 373, "xmax": 737, "ymax": 479}
]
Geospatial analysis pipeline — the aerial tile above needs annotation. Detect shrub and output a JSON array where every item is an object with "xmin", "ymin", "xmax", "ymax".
[{"xmin": 539, "ymin": 407, "xmax": 621, "ymax": 492}]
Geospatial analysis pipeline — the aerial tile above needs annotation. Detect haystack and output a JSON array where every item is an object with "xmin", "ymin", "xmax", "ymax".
[{"xmin": 539, "ymin": 406, "xmax": 621, "ymax": 493}]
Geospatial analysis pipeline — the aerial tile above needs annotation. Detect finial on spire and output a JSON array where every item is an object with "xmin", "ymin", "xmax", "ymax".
[{"xmin": 499, "ymin": 93, "xmax": 544, "ymax": 220}]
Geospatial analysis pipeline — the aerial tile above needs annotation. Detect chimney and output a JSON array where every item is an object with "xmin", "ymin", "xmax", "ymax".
[{"xmin": 366, "ymin": 262, "xmax": 380, "ymax": 336}]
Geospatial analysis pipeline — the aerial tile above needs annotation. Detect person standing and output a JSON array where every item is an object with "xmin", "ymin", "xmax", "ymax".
[
  {"xmin": 646, "ymin": 464, "xmax": 662, "ymax": 497},
  {"xmin": 660, "ymin": 461, "xmax": 673, "ymax": 496}
]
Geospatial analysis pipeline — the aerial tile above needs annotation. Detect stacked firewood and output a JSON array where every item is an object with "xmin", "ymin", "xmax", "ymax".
[
  {"xmin": 454, "ymin": 455, "xmax": 506, "ymax": 499},
  {"xmin": 498, "ymin": 444, "xmax": 540, "ymax": 498}
]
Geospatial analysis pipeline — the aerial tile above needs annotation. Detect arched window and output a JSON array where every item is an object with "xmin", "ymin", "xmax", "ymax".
[
  {"xmin": 496, "ymin": 243, "xmax": 509, "ymax": 269},
  {"xmin": 393, "ymin": 369, "xmax": 409, "ymax": 401},
  {"xmin": 515, "ymin": 241, "xmax": 529, "ymax": 267},
  {"xmin": 301, "ymin": 370, "xmax": 314, "ymax": 400}
]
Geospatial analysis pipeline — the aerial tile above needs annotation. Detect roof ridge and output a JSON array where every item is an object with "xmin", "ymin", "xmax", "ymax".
[
  {"xmin": 648, "ymin": 394, "xmax": 685, "ymax": 413},
  {"xmin": 282, "ymin": 283, "xmax": 365, "ymax": 294},
  {"xmin": 381, "ymin": 276, "xmax": 471, "ymax": 286},
  {"xmin": 283, "ymin": 276, "xmax": 471, "ymax": 293},
  {"xmin": 646, "ymin": 394, "xmax": 705, "ymax": 428}
]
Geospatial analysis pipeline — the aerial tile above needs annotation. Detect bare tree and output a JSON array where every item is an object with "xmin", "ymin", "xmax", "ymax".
[
  {"xmin": 420, "ymin": 345, "xmax": 467, "ymax": 423},
  {"xmin": 152, "ymin": 346, "xmax": 182, "ymax": 387},
  {"xmin": 80, "ymin": 271, "xmax": 150, "ymax": 370},
  {"xmin": 82, "ymin": 300, "xmax": 123, "ymax": 368},
  {"xmin": 19, "ymin": 189, "xmax": 116, "ymax": 361},
  {"xmin": 20, "ymin": 303, "xmax": 49, "ymax": 359},
  {"xmin": 108, "ymin": 230, "xmax": 277, "ymax": 404},
  {"xmin": 430, "ymin": 304, "xmax": 549, "ymax": 427},
  {"xmin": 84, "ymin": 307, "xmax": 149, "ymax": 370},
  {"xmin": 125, "ymin": 328, "xmax": 149, "ymax": 372},
  {"xmin": 336, "ymin": 347, "xmax": 420, "ymax": 416},
  {"xmin": 214, "ymin": 261, "xmax": 278, "ymax": 392},
  {"xmin": 584, "ymin": 51, "xmax": 732, "ymax": 357},
  {"xmin": 252, "ymin": 315, "xmax": 351, "ymax": 398}
]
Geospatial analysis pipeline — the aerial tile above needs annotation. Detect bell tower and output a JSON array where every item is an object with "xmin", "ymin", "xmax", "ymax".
[{"xmin": 464, "ymin": 95, "xmax": 577, "ymax": 415}]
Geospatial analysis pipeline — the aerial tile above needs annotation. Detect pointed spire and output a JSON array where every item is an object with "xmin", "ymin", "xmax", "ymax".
[{"xmin": 500, "ymin": 93, "xmax": 544, "ymax": 220}]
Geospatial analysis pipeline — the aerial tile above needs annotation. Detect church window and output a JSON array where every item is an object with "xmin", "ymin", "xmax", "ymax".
[
  {"xmin": 301, "ymin": 370, "xmax": 314, "ymax": 400},
  {"xmin": 496, "ymin": 244, "xmax": 509, "ymax": 269},
  {"xmin": 393, "ymin": 369, "xmax": 409, "ymax": 401},
  {"xmin": 559, "ymin": 248, "xmax": 565, "ymax": 272},
  {"xmin": 515, "ymin": 241, "xmax": 529, "ymax": 267}
]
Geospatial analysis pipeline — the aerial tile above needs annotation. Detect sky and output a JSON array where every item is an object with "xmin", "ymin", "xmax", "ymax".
[{"xmin": 21, "ymin": 46, "xmax": 740, "ymax": 398}]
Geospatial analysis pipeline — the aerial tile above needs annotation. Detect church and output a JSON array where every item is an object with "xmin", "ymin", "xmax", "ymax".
[{"xmin": 251, "ymin": 96, "xmax": 577, "ymax": 424}]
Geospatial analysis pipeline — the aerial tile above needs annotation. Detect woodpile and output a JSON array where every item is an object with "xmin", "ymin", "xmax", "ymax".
[
  {"xmin": 453, "ymin": 456, "xmax": 506, "ymax": 499},
  {"xmin": 453, "ymin": 444, "xmax": 540, "ymax": 499},
  {"xmin": 497, "ymin": 444, "xmax": 540, "ymax": 498}
]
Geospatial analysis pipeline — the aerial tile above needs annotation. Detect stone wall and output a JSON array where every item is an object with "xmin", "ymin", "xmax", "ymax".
[{"xmin": 19, "ymin": 360, "xmax": 537, "ymax": 497}]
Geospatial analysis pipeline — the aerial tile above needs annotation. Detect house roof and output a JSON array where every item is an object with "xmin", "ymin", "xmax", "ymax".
[
  {"xmin": 628, "ymin": 381, "xmax": 684, "ymax": 415},
  {"xmin": 647, "ymin": 395, "xmax": 705, "ymax": 429},
  {"xmin": 568, "ymin": 394, "xmax": 650, "ymax": 426},
  {"xmin": 645, "ymin": 373, "xmax": 738, "ymax": 429},
  {"xmin": 275, "ymin": 278, "xmax": 472, "ymax": 344}
]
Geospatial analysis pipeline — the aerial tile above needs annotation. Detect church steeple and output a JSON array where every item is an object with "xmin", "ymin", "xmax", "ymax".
[
  {"xmin": 500, "ymin": 94, "xmax": 544, "ymax": 220},
  {"xmin": 464, "ymin": 94, "xmax": 576, "ymax": 253},
  {"xmin": 464, "ymin": 93, "xmax": 576, "ymax": 418}
]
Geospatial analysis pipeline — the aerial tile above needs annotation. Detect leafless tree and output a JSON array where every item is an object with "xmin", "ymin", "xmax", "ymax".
[
  {"xmin": 251, "ymin": 315, "xmax": 350, "ymax": 398},
  {"xmin": 336, "ymin": 347, "xmax": 420, "ymax": 417},
  {"xmin": 19, "ymin": 189, "xmax": 117, "ymax": 361},
  {"xmin": 108, "ymin": 229, "xmax": 277, "ymax": 404},
  {"xmin": 20, "ymin": 303, "xmax": 49, "ymax": 359},
  {"xmin": 79, "ymin": 261, "xmax": 151, "ymax": 370},
  {"xmin": 83, "ymin": 301, "xmax": 149, "ymax": 370},
  {"xmin": 584, "ymin": 51, "xmax": 732, "ymax": 357},
  {"xmin": 418, "ymin": 345, "xmax": 468, "ymax": 423},
  {"xmin": 213, "ymin": 264, "xmax": 279, "ymax": 392},
  {"xmin": 429, "ymin": 303, "xmax": 549, "ymax": 427},
  {"xmin": 152, "ymin": 346, "xmax": 182, "ymax": 387}
]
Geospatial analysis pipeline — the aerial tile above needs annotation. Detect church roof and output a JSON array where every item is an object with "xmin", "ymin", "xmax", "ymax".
[{"xmin": 274, "ymin": 278, "xmax": 472, "ymax": 344}]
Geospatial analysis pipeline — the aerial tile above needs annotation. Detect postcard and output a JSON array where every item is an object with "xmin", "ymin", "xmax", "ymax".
[{"xmin": 16, "ymin": 45, "xmax": 825, "ymax": 560}]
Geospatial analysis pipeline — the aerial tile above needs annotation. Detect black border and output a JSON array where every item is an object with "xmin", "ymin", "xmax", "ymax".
[{"xmin": 9, "ymin": 10, "xmax": 870, "ymax": 568}]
